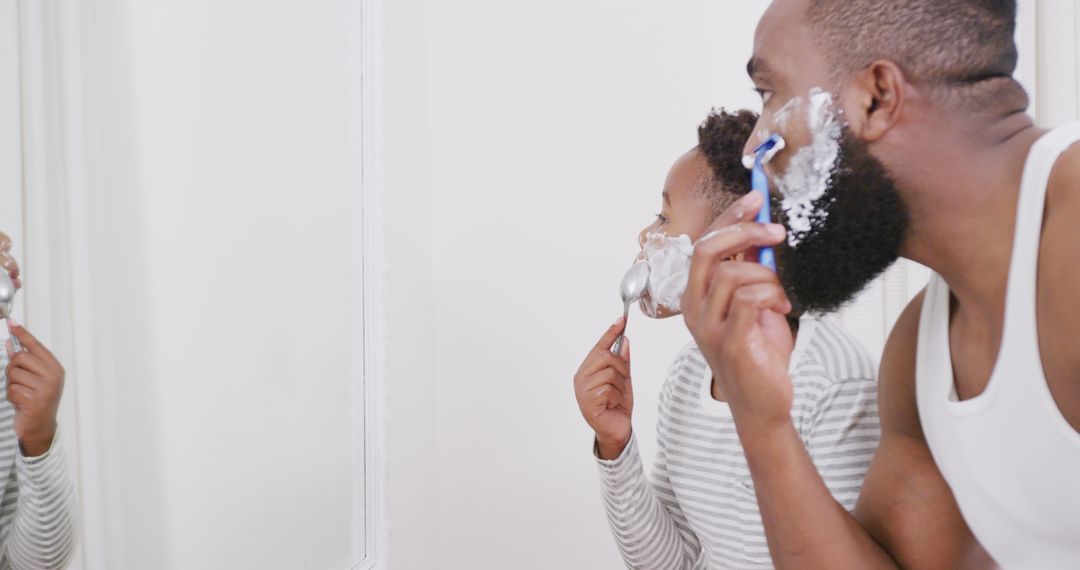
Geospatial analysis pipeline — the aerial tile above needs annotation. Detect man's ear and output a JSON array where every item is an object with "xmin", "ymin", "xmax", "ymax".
[{"xmin": 843, "ymin": 60, "xmax": 908, "ymax": 142}]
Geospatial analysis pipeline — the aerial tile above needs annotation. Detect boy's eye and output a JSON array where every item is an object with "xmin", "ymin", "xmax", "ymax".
[{"xmin": 754, "ymin": 88, "xmax": 773, "ymax": 105}]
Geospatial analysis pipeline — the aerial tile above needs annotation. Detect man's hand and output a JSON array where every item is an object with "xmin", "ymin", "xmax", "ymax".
[
  {"xmin": 681, "ymin": 192, "xmax": 795, "ymax": 432},
  {"xmin": 574, "ymin": 318, "xmax": 633, "ymax": 460},
  {"xmin": 5, "ymin": 321, "xmax": 64, "ymax": 457}
]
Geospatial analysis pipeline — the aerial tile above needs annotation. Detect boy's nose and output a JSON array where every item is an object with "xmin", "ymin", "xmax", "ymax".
[{"xmin": 637, "ymin": 223, "xmax": 656, "ymax": 247}]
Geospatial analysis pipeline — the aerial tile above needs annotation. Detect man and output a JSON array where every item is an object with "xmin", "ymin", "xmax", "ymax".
[
  {"xmin": 0, "ymin": 232, "xmax": 77, "ymax": 569},
  {"xmin": 681, "ymin": 1, "xmax": 1080, "ymax": 568}
]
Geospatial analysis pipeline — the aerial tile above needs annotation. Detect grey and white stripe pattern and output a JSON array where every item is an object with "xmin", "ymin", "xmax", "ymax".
[
  {"xmin": 596, "ymin": 316, "xmax": 880, "ymax": 569},
  {"xmin": 0, "ymin": 353, "xmax": 77, "ymax": 570}
]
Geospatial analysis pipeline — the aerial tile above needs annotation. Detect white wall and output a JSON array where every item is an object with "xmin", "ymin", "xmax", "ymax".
[
  {"xmin": 382, "ymin": 1, "xmax": 772, "ymax": 568},
  {"xmin": 78, "ymin": 1, "xmax": 366, "ymax": 568},
  {"xmin": 381, "ymin": 0, "xmax": 440, "ymax": 568},
  {"xmin": 1033, "ymin": 0, "xmax": 1080, "ymax": 125}
]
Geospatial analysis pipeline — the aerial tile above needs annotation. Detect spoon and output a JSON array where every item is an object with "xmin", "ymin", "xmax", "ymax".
[
  {"xmin": 0, "ymin": 271, "xmax": 21, "ymax": 353},
  {"xmin": 612, "ymin": 261, "xmax": 650, "ymax": 355}
]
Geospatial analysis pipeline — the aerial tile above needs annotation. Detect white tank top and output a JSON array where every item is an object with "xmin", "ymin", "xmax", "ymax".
[{"xmin": 916, "ymin": 123, "xmax": 1080, "ymax": 569}]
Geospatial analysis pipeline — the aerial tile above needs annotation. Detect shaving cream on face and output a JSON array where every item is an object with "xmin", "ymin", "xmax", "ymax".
[
  {"xmin": 772, "ymin": 88, "xmax": 842, "ymax": 247},
  {"xmin": 641, "ymin": 232, "xmax": 693, "ymax": 316}
]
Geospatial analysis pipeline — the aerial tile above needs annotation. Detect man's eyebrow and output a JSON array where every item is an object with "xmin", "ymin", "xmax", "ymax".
[
  {"xmin": 747, "ymin": 56, "xmax": 771, "ymax": 79},
  {"xmin": 662, "ymin": 191, "xmax": 670, "ymax": 204}
]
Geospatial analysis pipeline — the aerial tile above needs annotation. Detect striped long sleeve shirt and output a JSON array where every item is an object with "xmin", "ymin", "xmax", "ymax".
[
  {"xmin": 596, "ymin": 316, "xmax": 880, "ymax": 569},
  {"xmin": 0, "ymin": 352, "xmax": 77, "ymax": 570}
]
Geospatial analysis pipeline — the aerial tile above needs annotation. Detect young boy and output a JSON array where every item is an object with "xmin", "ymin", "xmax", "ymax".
[
  {"xmin": 0, "ymin": 232, "xmax": 77, "ymax": 569},
  {"xmin": 572, "ymin": 110, "xmax": 880, "ymax": 569}
]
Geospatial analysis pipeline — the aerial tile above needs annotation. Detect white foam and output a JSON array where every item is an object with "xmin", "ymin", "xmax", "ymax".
[
  {"xmin": 641, "ymin": 232, "xmax": 693, "ymax": 315},
  {"xmin": 773, "ymin": 88, "xmax": 841, "ymax": 246}
]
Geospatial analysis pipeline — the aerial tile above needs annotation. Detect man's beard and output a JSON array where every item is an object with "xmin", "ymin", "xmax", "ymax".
[{"xmin": 774, "ymin": 129, "xmax": 909, "ymax": 314}]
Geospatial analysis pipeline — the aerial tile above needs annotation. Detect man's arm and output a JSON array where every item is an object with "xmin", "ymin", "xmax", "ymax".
[
  {"xmin": 680, "ymin": 195, "xmax": 991, "ymax": 569},
  {"xmin": 739, "ymin": 293, "xmax": 992, "ymax": 569}
]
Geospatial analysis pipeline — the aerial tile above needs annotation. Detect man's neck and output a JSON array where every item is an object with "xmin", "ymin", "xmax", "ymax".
[{"xmin": 899, "ymin": 113, "xmax": 1044, "ymax": 319}]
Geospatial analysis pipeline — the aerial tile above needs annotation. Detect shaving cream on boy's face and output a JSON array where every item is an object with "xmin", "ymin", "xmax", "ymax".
[{"xmin": 639, "ymin": 232, "xmax": 693, "ymax": 318}]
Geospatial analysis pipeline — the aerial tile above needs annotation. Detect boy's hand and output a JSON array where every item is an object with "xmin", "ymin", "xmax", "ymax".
[
  {"xmin": 5, "ymin": 321, "xmax": 64, "ymax": 457},
  {"xmin": 574, "ymin": 318, "xmax": 633, "ymax": 460}
]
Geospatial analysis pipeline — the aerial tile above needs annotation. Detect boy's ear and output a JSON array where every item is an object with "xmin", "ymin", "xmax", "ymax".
[{"xmin": 844, "ymin": 60, "xmax": 907, "ymax": 142}]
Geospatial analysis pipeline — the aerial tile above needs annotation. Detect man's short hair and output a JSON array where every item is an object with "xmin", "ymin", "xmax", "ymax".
[{"xmin": 808, "ymin": 0, "xmax": 1022, "ymax": 110}]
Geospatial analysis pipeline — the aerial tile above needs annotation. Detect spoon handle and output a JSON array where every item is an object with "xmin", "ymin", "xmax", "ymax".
[
  {"xmin": 611, "ymin": 304, "xmax": 629, "ymax": 355},
  {"xmin": 5, "ymin": 320, "xmax": 19, "ymax": 354}
]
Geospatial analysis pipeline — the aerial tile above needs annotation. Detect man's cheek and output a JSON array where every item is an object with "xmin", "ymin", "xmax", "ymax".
[{"xmin": 759, "ymin": 91, "xmax": 829, "ymax": 180}]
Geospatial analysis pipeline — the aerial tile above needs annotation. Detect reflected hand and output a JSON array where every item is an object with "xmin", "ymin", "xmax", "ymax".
[
  {"xmin": 0, "ymin": 232, "xmax": 21, "ymax": 291},
  {"xmin": 5, "ymin": 322, "xmax": 64, "ymax": 457}
]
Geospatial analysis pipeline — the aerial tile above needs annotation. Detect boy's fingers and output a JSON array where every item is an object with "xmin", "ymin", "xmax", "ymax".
[
  {"xmin": 590, "ymin": 385, "xmax": 622, "ymax": 414},
  {"xmin": 584, "ymin": 370, "xmax": 627, "ymax": 400},
  {"xmin": 7, "ymin": 350, "xmax": 49, "ymax": 377},
  {"xmin": 605, "ymin": 351, "xmax": 630, "ymax": 379},
  {"xmin": 582, "ymin": 350, "xmax": 630, "ymax": 379},
  {"xmin": 5, "ymin": 367, "xmax": 39, "ymax": 391},
  {"xmin": 594, "ymin": 317, "xmax": 626, "ymax": 351},
  {"xmin": 619, "ymin": 336, "xmax": 630, "ymax": 363},
  {"xmin": 7, "ymin": 321, "xmax": 50, "ymax": 359},
  {"xmin": 6, "ymin": 383, "xmax": 32, "ymax": 408}
]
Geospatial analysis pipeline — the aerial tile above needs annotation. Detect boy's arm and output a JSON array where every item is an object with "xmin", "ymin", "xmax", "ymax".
[
  {"xmin": 597, "ymin": 429, "xmax": 704, "ymax": 570},
  {"xmin": 5, "ymin": 433, "xmax": 78, "ymax": 570}
]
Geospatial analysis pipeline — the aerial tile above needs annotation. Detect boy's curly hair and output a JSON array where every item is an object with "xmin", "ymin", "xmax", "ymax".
[{"xmin": 696, "ymin": 108, "xmax": 759, "ymax": 214}]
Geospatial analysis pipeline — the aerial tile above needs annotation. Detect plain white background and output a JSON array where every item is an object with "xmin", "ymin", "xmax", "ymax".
[
  {"xmin": 70, "ymin": 0, "xmax": 367, "ymax": 568},
  {"xmin": 1, "ymin": 0, "xmax": 1074, "ymax": 568}
]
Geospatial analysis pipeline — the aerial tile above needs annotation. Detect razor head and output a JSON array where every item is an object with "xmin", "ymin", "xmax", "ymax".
[
  {"xmin": 754, "ymin": 134, "xmax": 786, "ymax": 163},
  {"xmin": 741, "ymin": 134, "xmax": 787, "ymax": 170}
]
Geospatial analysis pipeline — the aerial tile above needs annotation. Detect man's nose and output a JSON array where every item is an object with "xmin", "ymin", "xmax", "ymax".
[{"xmin": 742, "ymin": 118, "xmax": 768, "ymax": 160}]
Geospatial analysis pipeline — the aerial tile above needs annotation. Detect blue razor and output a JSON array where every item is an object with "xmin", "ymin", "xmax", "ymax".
[{"xmin": 751, "ymin": 135, "xmax": 785, "ymax": 272}]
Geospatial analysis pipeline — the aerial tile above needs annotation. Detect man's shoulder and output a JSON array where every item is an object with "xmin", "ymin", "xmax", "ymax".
[
  {"xmin": 1048, "ymin": 140, "xmax": 1080, "ymax": 215},
  {"xmin": 877, "ymin": 290, "xmax": 928, "ymax": 439},
  {"xmin": 1041, "ymin": 141, "xmax": 1080, "ymax": 379}
]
